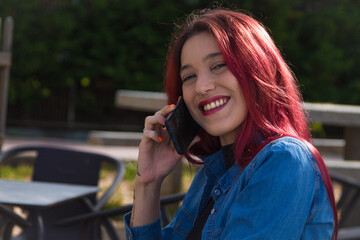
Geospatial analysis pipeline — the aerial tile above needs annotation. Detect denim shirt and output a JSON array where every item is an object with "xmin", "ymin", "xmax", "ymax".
[{"xmin": 124, "ymin": 137, "xmax": 334, "ymax": 239}]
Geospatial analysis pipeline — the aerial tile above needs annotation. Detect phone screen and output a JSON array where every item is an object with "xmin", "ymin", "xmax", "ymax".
[{"xmin": 165, "ymin": 98, "xmax": 200, "ymax": 155}]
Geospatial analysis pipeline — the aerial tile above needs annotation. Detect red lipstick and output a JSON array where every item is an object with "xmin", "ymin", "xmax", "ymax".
[{"xmin": 198, "ymin": 95, "xmax": 230, "ymax": 116}]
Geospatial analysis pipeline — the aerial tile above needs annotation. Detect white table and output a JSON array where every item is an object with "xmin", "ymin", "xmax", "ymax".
[{"xmin": 0, "ymin": 179, "xmax": 100, "ymax": 240}]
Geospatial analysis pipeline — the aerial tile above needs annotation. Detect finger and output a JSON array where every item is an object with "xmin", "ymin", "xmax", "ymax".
[
  {"xmin": 144, "ymin": 104, "xmax": 176, "ymax": 130},
  {"xmin": 143, "ymin": 129, "xmax": 164, "ymax": 143},
  {"xmin": 144, "ymin": 114, "xmax": 166, "ymax": 131},
  {"xmin": 155, "ymin": 104, "xmax": 176, "ymax": 118}
]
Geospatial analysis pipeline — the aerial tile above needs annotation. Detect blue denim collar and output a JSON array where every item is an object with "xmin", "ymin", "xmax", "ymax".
[
  {"xmin": 201, "ymin": 149, "xmax": 227, "ymax": 180},
  {"xmin": 201, "ymin": 149, "xmax": 244, "ymax": 199},
  {"xmin": 217, "ymin": 164, "xmax": 243, "ymax": 196}
]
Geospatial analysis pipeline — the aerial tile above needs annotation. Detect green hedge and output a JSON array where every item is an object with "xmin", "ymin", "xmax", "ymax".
[{"xmin": 1, "ymin": 0, "xmax": 359, "ymax": 127}]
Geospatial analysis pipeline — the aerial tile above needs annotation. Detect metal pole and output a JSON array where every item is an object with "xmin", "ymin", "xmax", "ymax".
[{"xmin": 0, "ymin": 17, "xmax": 14, "ymax": 151}]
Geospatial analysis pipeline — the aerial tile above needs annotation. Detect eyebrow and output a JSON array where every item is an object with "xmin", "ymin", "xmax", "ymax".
[
  {"xmin": 180, "ymin": 52, "xmax": 223, "ymax": 73},
  {"xmin": 203, "ymin": 52, "xmax": 222, "ymax": 62}
]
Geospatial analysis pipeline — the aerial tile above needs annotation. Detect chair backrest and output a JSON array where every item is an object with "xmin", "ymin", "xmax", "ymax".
[
  {"xmin": 0, "ymin": 16, "xmax": 14, "ymax": 152},
  {"xmin": 0, "ymin": 145, "xmax": 125, "ymax": 240},
  {"xmin": 32, "ymin": 147, "xmax": 101, "ymax": 186}
]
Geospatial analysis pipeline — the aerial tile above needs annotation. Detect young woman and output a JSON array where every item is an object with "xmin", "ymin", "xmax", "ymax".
[{"xmin": 124, "ymin": 8, "xmax": 337, "ymax": 240}]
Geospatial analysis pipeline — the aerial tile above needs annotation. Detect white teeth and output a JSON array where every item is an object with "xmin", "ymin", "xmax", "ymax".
[{"xmin": 203, "ymin": 98, "xmax": 228, "ymax": 112}]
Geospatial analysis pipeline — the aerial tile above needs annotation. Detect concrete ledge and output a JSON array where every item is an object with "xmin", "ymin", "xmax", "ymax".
[
  {"xmin": 312, "ymin": 138, "xmax": 345, "ymax": 156},
  {"xmin": 303, "ymin": 102, "xmax": 360, "ymax": 127},
  {"xmin": 88, "ymin": 131, "xmax": 143, "ymax": 146},
  {"xmin": 326, "ymin": 160, "xmax": 360, "ymax": 181},
  {"xmin": 115, "ymin": 90, "xmax": 167, "ymax": 112}
]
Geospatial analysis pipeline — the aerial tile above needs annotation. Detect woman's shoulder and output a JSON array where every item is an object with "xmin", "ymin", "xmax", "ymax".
[
  {"xmin": 246, "ymin": 136, "xmax": 319, "ymax": 178},
  {"xmin": 236, "ymin": 136, "xmax": 321, "ymax": 207},
  {"xmin": 262, "ymin": 136, "xmax": 311, "ymax": 153},
  {"xmin": 256, "ymin": 136, "xmax": 315, "ymax": 162}
]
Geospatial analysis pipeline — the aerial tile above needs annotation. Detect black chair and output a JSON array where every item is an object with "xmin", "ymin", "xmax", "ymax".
[
  {"xmin": 0, "ymin": 204, "xmax": 31, "ymax": 239},
  {"xmin": 330, "ymin": 171, "xmax": 360, "ymax": 240},
  {"xmin": 0, "ymin": 145, "xmax": 125, "ymax": 240}
]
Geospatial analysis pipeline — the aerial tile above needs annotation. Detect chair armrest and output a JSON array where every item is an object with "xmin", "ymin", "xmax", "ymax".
[
  {"xmin": 94, "ymin": 160, "xmax": 126, "ymax": 211},
  {"xmin": 330, "ymin": 171, "xmax": 360, "ymax": 189},
  {"xmin": 57, "ymin": 204, "xmax": 133, "ymax": 226},
  {"xmin": 338, "ymin": 226, "xmax": 360, "ymax": 240},
  {"xmin": 57, "ymin": 192, "xmax": 186, "ymax": 226}
]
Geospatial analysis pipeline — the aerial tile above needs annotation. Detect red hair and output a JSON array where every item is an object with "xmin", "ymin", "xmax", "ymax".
[{"xmin": 164, "ymin": 8, "xmax": 337, "ymax": 238}]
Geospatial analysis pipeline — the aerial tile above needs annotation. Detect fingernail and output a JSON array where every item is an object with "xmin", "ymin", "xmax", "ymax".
[
  {"xmin": 168, "ymin": 104, "xmax": 175, "ymax": 108},
  {"xmin": 158, "ymin": 137, "xmax": 163, "ymax": 142}
]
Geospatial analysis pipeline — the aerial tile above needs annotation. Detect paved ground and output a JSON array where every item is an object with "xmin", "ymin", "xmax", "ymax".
[{"xmin": 2, "ymin": 136, "xmax": 139, "ymax": 162}]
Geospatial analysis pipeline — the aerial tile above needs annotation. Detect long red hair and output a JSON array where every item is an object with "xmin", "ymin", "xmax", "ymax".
[{"xmin": 164, "ymin": 8, "xmax": 337, "ymax": 238}]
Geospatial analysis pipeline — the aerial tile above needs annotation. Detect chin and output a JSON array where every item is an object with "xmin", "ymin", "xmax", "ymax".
[{"xmin": 203, "ymin": 128, "xmax": 226, "ymax": 137}]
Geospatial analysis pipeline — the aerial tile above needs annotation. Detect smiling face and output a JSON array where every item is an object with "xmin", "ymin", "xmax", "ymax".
[{"xmin": 180, "ymin": 32, "xmax": 248, "ymax": 146}]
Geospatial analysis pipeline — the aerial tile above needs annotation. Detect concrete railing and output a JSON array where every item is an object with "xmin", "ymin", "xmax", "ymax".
[
  {"xmin": 114, "ymin": 90, "xmax": 167, "ymax": 112},
  {"xmin": 304, "ymin": 102, "xmax": 360, "ymax": 161}
]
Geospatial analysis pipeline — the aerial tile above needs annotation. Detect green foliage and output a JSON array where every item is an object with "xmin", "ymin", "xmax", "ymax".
[
  {"xmin": 227, "ymin": 0, "xmax": 360, "ymax": 104},
  {"xmin": 0, "ymin": 165, "xmax": 33, "ymax": 180},
  {"xmin": 124, "ymin": 162, "xmax": 137, "ymax": 181},
  {"xmin": 309, "ymin": 122, "xmax": 326, "ymax": 138},
  {"xmin": 1, "ymin": 0, "xmax": 198, "ymax": 123},
  {"xmin": 1, "ymin": 0, "xmax": 359, "ymax": 127}
]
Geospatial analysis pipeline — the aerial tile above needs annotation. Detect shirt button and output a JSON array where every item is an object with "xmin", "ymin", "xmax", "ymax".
[
  {"xmin": 213, "ymin": 189, "xmax": 220, "ymax": 196},
  {"xmin": 211, "ymin": 209, "xmax": 215, "ymax": 214}
]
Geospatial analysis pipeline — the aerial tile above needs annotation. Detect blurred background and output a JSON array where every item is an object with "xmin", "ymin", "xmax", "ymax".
[{"xmin": 1, "ymin": 0, "xmax": 359, "ymax": 140}]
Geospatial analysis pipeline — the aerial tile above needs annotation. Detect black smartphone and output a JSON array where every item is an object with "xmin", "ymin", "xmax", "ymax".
[{"xmin": 165, "ymin": 97, "xmax": 200, "ymax": 155}]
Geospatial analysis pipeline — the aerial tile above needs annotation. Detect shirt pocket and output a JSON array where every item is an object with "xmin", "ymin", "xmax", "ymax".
[
  {"xmin": 209, "ymin": 228, "xmax": 225, "ymax": 240},
  {"xmin": 169, "ymin": 206, "xmax": 196, "ymax": 239},
  {"xmin": 202, "ymin": 209, "xmax": 226, "ymax": 240}
]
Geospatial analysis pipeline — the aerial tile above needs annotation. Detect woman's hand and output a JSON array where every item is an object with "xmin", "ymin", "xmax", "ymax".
[
  {"xmin": 136, "ymin": 104, "xmax": 199, "ymax": 185},
  {"xmin": 129, "ymin": 104, "xmax": 199, "ymax": 228},
  {"xmin": 136, "ymin": 104, "xmax": 180, "ymax": 185}
]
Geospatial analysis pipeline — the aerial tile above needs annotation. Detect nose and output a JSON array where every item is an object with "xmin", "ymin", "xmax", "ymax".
[{"xmin": 195, "ymin": 72, "xmax": 215, "ymax": 96}]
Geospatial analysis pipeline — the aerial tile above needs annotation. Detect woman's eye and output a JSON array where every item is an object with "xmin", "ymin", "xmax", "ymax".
[
  {"xmin": 212, "ymin": 63, "xmax": 226, "ymax": 71},
  {"xmin": 182, "ymin": 74, "xmax": 195, "ymax": 82}
]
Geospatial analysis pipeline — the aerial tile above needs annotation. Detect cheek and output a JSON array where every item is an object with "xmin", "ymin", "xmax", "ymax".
[
  {"xmin": 234, "ymin": 85, "xmax": 249, "ymax": 118},
  {"xmin": 182, "ymin": 89, "xmax": 200, "ymax": 121},
  {"xmin": 239, "ymin": 96, "xmax": 248, "ymax": 116},
  {"xmin": 182, "ymin": 85, "xmax": 193, "ymax": 105}
]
